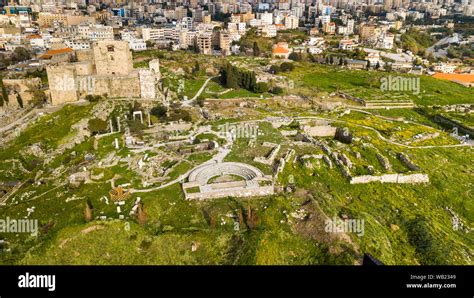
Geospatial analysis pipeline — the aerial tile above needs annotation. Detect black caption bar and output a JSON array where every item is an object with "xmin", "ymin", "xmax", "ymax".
[{"xmin": 0, "ymin": 265, "xmax": 472, "ymax": 297}]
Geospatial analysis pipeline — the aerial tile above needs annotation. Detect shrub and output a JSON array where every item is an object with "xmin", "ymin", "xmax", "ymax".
[
  {"xmin": 88, "ymin": 118, "xmax": 108, "ymax": 134},
  {"xmin": 407, "ymin": 216, "xmax": 448, "ymax": 264},
  {"xmin": 85, "ymin": 95, "xmax": 95, "ymax": 102},
  {"xmin": 269, "ymin": 65, "xmax": 280, "ymax": 74},
  {"xmin": 280, "ymin": 62, "xmax": 295, "ymax": 72},
  {"xmin": 85, "ymin": 95, "xmax": 102, "ymax": 102},
  {"xmin": 288, "ymin": 52, "xmax": 301, "ymax": 61},
  {"xmin": 150, "ymin": 105, "xmax": 168, "ymax": 119},
  {"xmin": 168, "ymin": 108, "xmax": 192, "ymax": 122},
  {"xmin": 271, "ymin": 86, "xmax": 284, "ymax": 94},
  {"xmin": 31, "ymin": 90, "xmax": 47, "ymax": 106},
  {"xmin": 254, "ymin": 82, "xmax": 269, "ymax": 93}
]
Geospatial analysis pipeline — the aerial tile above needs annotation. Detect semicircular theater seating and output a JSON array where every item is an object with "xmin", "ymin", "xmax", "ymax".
[{"xmin": 187, "ymin": 162, "xmax": 265, "ymax": 186}]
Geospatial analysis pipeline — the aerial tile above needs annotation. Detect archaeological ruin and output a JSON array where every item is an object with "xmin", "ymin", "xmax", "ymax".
[
  {"xmin": 182, "ymin": 162, "xmax": 274, "ymax": 200},
  {"xmin": 47, "ymin": 40, "xmax": 162, "ymax": 105}
]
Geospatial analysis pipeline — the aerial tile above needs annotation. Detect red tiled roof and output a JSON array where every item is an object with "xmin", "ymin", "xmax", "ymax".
[
  {"xmin": 273, "ymin": 46, "xmax": 290, "ymax": 54},
  {"xmin": 432, "ymin": 73, "xmax": 474, "ymax": 84},
  {"xmin": 26, "ymin": 34, "xmax": 42, "ymax": 39},
  {"xmin": 39, "ymin": 47, "xmax": 73, "ymax": 59}
]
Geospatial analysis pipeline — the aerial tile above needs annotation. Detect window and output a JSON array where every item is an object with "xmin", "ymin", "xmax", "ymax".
[{"xmin": 107, "ymin": 45, "xmax": 114, "ymax": 52}]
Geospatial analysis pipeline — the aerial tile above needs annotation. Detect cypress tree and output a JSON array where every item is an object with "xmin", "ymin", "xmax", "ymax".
[
  {"xmin": 253, "ymin": 41, "xmax": 260, "ymax": 57},
  {"xmin": 0, "ymin": 76, "xmax": 8, "ymax": 104},
  {"xmin": 16, "ymin": 93, "xmax": 23, "ymax": 108}
]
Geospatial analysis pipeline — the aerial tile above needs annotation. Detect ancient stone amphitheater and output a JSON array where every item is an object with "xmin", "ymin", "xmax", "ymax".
[{"xmin": 182, "ymin": 162, "xmax": 274, "ymax": 200}]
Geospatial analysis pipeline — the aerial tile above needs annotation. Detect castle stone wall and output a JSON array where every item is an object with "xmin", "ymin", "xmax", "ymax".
[{"xmin": 47, "ymin": 65, "xmax": 78, "ymax": 105}]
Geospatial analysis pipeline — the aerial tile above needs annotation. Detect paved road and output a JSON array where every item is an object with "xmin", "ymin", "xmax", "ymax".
[
  {"xmin": 426, "ymin": 34, "xmax": 459, "ymax": 59},
  {"xmin": 182, "ymin": 76, "xmax": 217, "ymax": 106}
]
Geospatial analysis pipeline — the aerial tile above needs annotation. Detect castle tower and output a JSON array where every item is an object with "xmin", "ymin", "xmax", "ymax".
[{"xmin": 93, "ymin": 40, "xmax": 133, "ymax": 76}]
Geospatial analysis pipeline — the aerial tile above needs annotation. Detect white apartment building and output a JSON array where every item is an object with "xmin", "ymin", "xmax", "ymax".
[
  {"xmin": 249, "ymin": 19, "xmax": 263, "ymax": 27},
  {"xmin": 367, "ymin": 52, "xmax": 381, "ymax": 66},
  {"xmin": 433, "ymin": 63, "xmax": 457, "ymax": 73},
  {"xmin": 292, "ymin": 6, "xmax": 304, "ymax": 18},
  {"xmin": 237, "ymin": 22, "xmax": 246, "ymax": 33},
  {"xmin": 259, "ymin": 12, "xmax": 273, "ymax": 25},
  {"xmin": 128, "ymin": 39, "xmax": 146, "ymax": 51},
  {"xmin": 228, "ymin": 22, "xmax": 246, "ymax": 34},
  {"xmin": 179, "ymin": 30, "xmax": 198, "ymax": 49},
  {"xmin": 230, "ymin": 14, "xmax": 241, "ymax": 23},
  {"xmin": 338, "ymin": 26, "xmax": 348, "ymax": 35},
  {"xmin": 318, "ymin": 15, "xmax": 331, "ymax": 26},
  {"xmin": 142, "ymin": 27, "xmax": 178, "ymax": 43},
  {"xmin": 180, "ymin": 17, "xmax": 194, "ymax": 30},
  {"xmin": 18, "ymin": 11, "xmax": 31, "ymax": 27},
  {"xmin": 29, "ymin": 36, "xmax": 46, "ymax": 49},
  {"xmin": 307, "ymin": 37, "xmax": 325, "ymax": 46},
  {"xmin": 308, "ymin": 46, "xmax": 323, "ymax": 54},
  {"xmin": 347, "ymin": 19, "xmax": 354, "ymax": 34},
  {"xmin": 339, "ymin": 39, "xmax": 357, "ymax": 50},
  {"xmin": 121, "ymin": 30, "xmax": 137, "ymax": 42},
  {"xmin": 376, "ymin": 33, "xmax": 394, "ymax": 49},
  {"xmin": 65, "ymin": 39, "xmax": 91, "ymax": 50},
  {"xmin": 284, "ymin": 15, "xmax": 299, "ymax": 29},
  {"xmin": 78, "ymin": 24, "xmax": 114, "ymax": 41},
  {"xmin": 260, "ymin": 24, "xmax": 277, "ymax": 37}
]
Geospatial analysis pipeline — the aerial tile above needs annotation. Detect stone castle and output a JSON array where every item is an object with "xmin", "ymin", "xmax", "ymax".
[{"xmin": 47, "ymin": 40, "xmax": 162, "ymax": 105}]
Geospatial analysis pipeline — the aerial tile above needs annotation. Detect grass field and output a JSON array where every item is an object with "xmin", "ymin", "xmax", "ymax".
[{"xmin": 282, "ymin": 63, "xmax": 473, "ymax": 106}]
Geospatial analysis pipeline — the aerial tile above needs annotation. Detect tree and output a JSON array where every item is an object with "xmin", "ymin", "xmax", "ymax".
[
  {"xmin": 85, "ymin": 94, "xmax": 100, "ymax": 102},
  {"xmin": 88, "ymin": 118, "xmax": 108, "ymax": 134},
  {"xmin": 253, "ymin": 41, "xmax": 260, "ymax": 57},
  {"xmin": 375, "ymin": 62, "xmax": 381, "ymax": 70},
  {"xmin": 150, "ymin": 105, "xmax": 168, "ymax": 119},
  {"xmin": 225, "ymin": 63, "xmax": 239, "ymax": 89},
  {"xmin": 0, "ymin": 76, "xmax": 7, "ymax": 106},
  {"xmin": 280, "ymin": 62, "xmax": 294, "ymax": 72},
  {"xmin": 238, "ymin": 208, "xmax": 244, "ymax": 227},
  {"xmin": 367, "ymin": 76, "xmax": 379, "ymax": 88},
  {"xmin": 31, "ymin": 90, "xmax": 47, "ymax": 106},
  {"xmin": 407, "ymin": 216, "xmax": 448, "ymax": 264},
  {"xmin": 289, "ymin": 52, "xmax": 300, "ymax": 61},
  {"xmin": 308, "ymin": 53, "xmax": 317, "ymax": 63},
  {"xmin": 145, "ymin": 40, "xmax": 155, "ymax": 48},
  {"xmin": 271, "ymin": 86, "xmax": 284, "ymax": 94},
  {"xmin": 254, "ymin": 82, "xmax": 269, "ymax": 93},
  {"xmin": 246, "ymin": 205, "xmax": 258, "ymax": 229},
  {"xmin": 128, "ymin": 119, "xmax": 146, "ymax": 136},
  {"xmin": 269, "ymin": 65, "xmax": 280, "ymax": 74},
  {"xmin": 196, "ymin": 96, "xmax": 205, "ymax": 107},
  {"xmin": 12, "ymin": 47, "xmax": 31, "ymax": 62},
  {"xmin": 192, "ymin": 61, "xmax": 200, "ymax": 74},
  {"xmin": 84, "ymin": 200, "xmax": 93, "ymax": 222},
  {"xmin": 16, "ymin": 93, "xmax": 23, "ymax": 108},
  {"xmin": 137, "ymin": 202, "xmax": 147, "ymax": 226}
]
